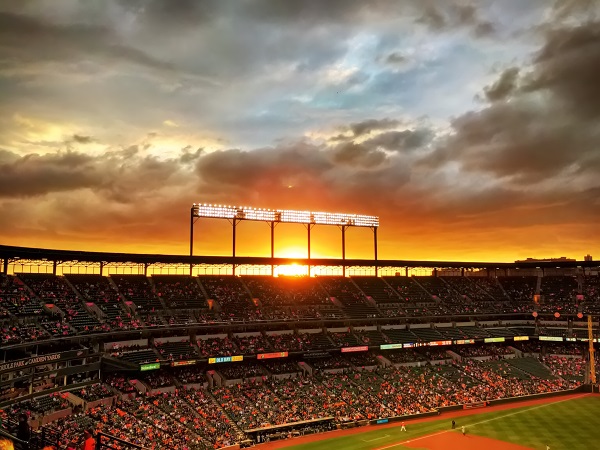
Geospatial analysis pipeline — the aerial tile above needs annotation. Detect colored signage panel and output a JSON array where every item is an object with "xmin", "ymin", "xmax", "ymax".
[
  {"xmin": 539, "ymin": 336, "xmax": 563, "ymax": 342},
  {"xmin": 376, "ymin": 419, "xmax": 389, "ymax": 424},
  {"xmin": 454, "ymin": 339, "xmax": 475, "ymax": 345},
  {"xmin": 0, "ymin": 349, "xmax": 88, "ymax": 373},
  {"xmin": 380, "ymin": 344, "xmax": 403, "ymax": 350},
  {"xmin": 171, "ymin": 360, "xmax": 197, "ymax": 367},
  {"xmin": 484, "ymin": 337, "xmax": 505, "ymax": 343},
  {"xmin": 341, "ymin": 346, "xmax": 369, "ymax": 353},
  {"xmin": 208, "ymin": 355, "xmax": 244, "ymax": 364},
  {"xmin": 513, "ymin": 336, "xmax": 530, "ymax": 341},
  {"xmin": 428, "ymin": 340, "xmax": 452, "ymax": 347},
  {"xmin": 565, "ymin": 338, "xmax": 577, "ymax": 342},
  {"xmin": 257, "ymin": 352, "xmax": 289, "ymax": 360},
  {"xmin": 140, "ymin": 363, "xmax": 160, "ymax": 371},
  {"xmin": 403, "ymin": 343, "xmax": 415, "ymax": 348}
]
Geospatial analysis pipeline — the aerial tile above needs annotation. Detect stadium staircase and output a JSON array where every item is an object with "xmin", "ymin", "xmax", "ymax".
[{"xmin": 410, "ymin": 277, "xmax": 434, "ymax": 300}]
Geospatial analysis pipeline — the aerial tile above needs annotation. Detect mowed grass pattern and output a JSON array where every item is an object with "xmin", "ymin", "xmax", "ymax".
[{"xmin": 287, "ymin": 395, "xmax": 600, "ymax": 450}]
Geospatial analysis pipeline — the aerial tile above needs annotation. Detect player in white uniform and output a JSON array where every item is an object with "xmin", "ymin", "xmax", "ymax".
[
  {"xmin": 400, "ymin": 421, "xmax": 406, "ymax": 431},
  {"xmin": 462, "ymin": 426, "xmax": 466, "ymax": 436}
]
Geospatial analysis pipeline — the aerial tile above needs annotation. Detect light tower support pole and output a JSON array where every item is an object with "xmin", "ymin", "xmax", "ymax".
[
  {"xmin": 270, "ymin": 221, "xmax": 276, "ymax": 276},
  {"xmin": 589, "ymin": 315, "xmax": 596, "ymax": 384},
  {"xmin": 189, "ymin": 206, "xmax": 196, "ymax": 275},
  {"xmin": 306, "ymin": 223, "xmax": 315, "ymax": 277},
  {"xmin": 232, "ymin": 218, "xmax": 239, "ymax": 275},
  {"xmin": 373, "ymin": 226, "xmax": 378, "ymax": 276},
  {"xmin": 341, "ymin": 225, "xmax": 347, "ymax": 277}
]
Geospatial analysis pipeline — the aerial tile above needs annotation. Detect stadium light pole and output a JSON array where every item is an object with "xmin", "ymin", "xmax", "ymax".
[
  {"xmin": 341, "ymin": 225, "xmax": 347, "ymax": 277},
  {"xmin": 189, "ymin": 206, "xmax": 196, "ymax": 276},
  {"xmin": 373, "ymin": 226, "xmax": 378, "ymax": 276},
  {"xmin": 269, "ymin": 221, "xmax": 277, "ymax": 276}
]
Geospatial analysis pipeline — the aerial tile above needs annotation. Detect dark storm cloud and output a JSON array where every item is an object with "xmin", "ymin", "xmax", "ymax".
[
  {"xmin": 0, "ymin": 147, "xmax": 186, "ymax": 200},
  {"xmin": 483, "ymin": 67, "xmax": 520, "ymax": 102},
  {"xmin": 195, "ymin": 142, "xmax": 331, "ymax": 188},
  {"xmin": 348, "ymin": 118, "xmax": 401, "ymax": 137},
  {"xmin": 524, "ymin": 20, "xmax": 600, "ymax": 119},
  {"xmin": 332, "ymin": 142, "xmax": 387, "ymax": 169},
  {"xmin": 364, "ymin": 129, "xmax": 432, "ymax": 152},
  {"xmin": 417, "ymin": 2, "xmax": 495, "ymax": 37},
  {"xmin": 71, "ymin": 134, "xmax": 95, "ymax": 144},
  {"xmin": 117, "ymin": 0, "xmax": 220, "ymax": 27},
  {"xmin": 423, "ymin": 19, "xmax": 600, "ymax": 183},
  {"xmin": 384, "ymin": 52, "xmax": 407, "ymax": 66},
  {"xmin": 0, "ymin": 150, "xmax": 99, "ymax": 197},
  {"xmin": 0, "ymin": 12, "xmax": 182, "ymax": 76}
]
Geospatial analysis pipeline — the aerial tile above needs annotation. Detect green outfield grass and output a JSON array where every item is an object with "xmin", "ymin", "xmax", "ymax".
[{"xmin": 287, "ymin": 395, "xmax": 600, "ymax": 450}]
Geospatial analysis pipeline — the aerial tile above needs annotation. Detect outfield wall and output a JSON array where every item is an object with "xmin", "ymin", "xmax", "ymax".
[{"xmin": 369, "ymin": 387, "xmax": 585, "ymax": 427}]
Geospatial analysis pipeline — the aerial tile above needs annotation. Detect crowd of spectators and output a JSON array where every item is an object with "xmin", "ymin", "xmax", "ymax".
[
  {"xmin": 344, "ymin": 353, "xmax": 379, "ymax": 367},
  {"xmin": 219, "ymin": 363, "xmax": 264, "ymax": 380},
  {"xmin": 545, "ymin": 343, "xmax": 584, "ymax": 356},
  {"xmin": 142, "ymin": 371, "xmax": 175, "ymax": 389},
  {"xmin": 196, "ymin": 337, "xmax": 237, "ymax": 357},
  {"xmin": 266, "ymin": 333, "xmax": 312, "ymax": 352},
  {"xmin": 455, "ymin": 344, "xmax": 514, "ymax": 358},
  {"xmin": 261, "ymin": 360, "xmax": 301, "ymax": 375},
  {"xmin": 173, "ymin": 366, "xmax": 207, "ymax": 385},
  {"xmin": 382, "ymin": 349, "xmax": 427, "ymax": 364},
  {"xmin": 11, "ymin": 351, "xmax": 583, "ymax": 450},
  {"xmin": 75, "ymin": 383, "xmax": 115, "ymax": 402},
  {"xmin": 105, "ymin": 374, "xmax": 136, "ymax": 393},
  {"xmin": 542, "ymin": 356, "xmax": 585, "ymax": 380},
  {"xmin": 233, "ymin": 334, "xmax": 272, "ymax": 355},
  {"xmin": 7, "ymin": 393, "xmax": 70, "ymax": 419},
  {"xmin": 310, "ymin": 355, "xmax": 351, "ymax": 371}
]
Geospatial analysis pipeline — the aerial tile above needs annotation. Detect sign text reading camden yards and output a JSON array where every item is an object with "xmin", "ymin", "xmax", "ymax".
[{"xmin": 0, "ymin": 353, "xmax": 62, "ymax": 372}]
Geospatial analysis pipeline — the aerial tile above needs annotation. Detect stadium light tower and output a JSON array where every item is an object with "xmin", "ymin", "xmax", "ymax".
[{"xmin": 189, "ymin": 203, "xmax": 379, "ymax": 276}]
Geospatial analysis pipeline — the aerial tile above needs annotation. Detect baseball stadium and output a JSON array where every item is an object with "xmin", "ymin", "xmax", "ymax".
[{"xmin": 0, "ymin": 204, "xmax": 599, "ymax": 450}]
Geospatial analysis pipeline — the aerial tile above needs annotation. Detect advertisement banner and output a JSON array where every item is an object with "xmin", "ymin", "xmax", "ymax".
[
  {"xmin": 0, "ymin": 349, "xmax": 88, "ymax": 373},
  {"xmin": 171, "ymin": 360, "xmax": 197, "ymax": 367},
  {"xmin": 341, "ymin": 346, "xmax": 369, "ymax": 353},
  {"xmin": 380, "ymin": 344, "xmax": 403, "ymax": 350},
  {"xmin": 208, "ymin": 355, "xmax": 244, "ymax": 364},
  {"xmin": 427, "ymin": 340, "xmax": 452, "ymax": 347},
  {"xmin": 539, "ymin": 336, "xmax": 563, "ymax": 342},
  {"xmin": 257, "ymin": 352, "xmax": 289, "ymax": 360},
  {"xmin": 513, "ymin": 336, "xmax": 530, "ymax": 341},
  {"xmin": 140, "ymin": 363, "xmax": 160, "ymax": 371},
  {"xmin": 454, "ymin": 339, "xmax": 475, "ymax": 345},
  {"xmin": 484, "ymin": 337, "xmax": 505, "ymax": 343}
]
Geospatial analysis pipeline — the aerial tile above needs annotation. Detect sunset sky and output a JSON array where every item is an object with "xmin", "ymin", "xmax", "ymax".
[{"xmin": 0, "ymin": 0, "xmax": 599, "ymax": 262}]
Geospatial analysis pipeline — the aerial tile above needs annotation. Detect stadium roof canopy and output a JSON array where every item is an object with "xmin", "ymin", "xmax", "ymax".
[{"xmin": 0, "ymin": 244, "xmax": 594, "ymax": 270}]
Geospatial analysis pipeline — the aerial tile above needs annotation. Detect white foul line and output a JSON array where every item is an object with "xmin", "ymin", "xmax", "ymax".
[
  {"xmin": 362, "ymin": 434, "xmax": 390, "ymax": 442},
  {"xmin": 374, "ymin": 394, "xmax": 589, "ymax": 450}
]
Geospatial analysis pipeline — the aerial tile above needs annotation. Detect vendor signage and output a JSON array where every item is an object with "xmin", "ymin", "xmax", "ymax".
[
  {"xmin": 257, "ymin": 352, "xmax": 289, "ymax": 360},
  {"xmin": 208, "ymin": 355, "xmax": 244, "ymax": 364},
  {"xmin": 428, "ymin": 340, "xmax": 452, "ymax": 347},
  {"xmin": 484, "ymin": 337, "xmax": 505, "ymax": 343},
  {"xmin": 380, "ymin": 344, "xmax": 403, "ymax": 350},
  {"xmin": 171, "ymin": 360, "xmax": 197, "ymax": 367},
  {"xmin": 0, "ymin": 349, "xmax": 87, "ymax": 372},
  {"xmin": 341, "ymin": 346, "xmax": 369, "ymax": 353},
  {"xmin": 140, "ymin": 362, "xmax": 160, "ymax": 371}
]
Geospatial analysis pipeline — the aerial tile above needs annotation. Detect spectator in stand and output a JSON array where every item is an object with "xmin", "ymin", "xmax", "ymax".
[
  {"xmin": 82, "ymin": 429, "xmax": 95, "ymax": 450},
  {"xmin": 17, "ymin": 415, "xmax": 30, "ymax": 443}
]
